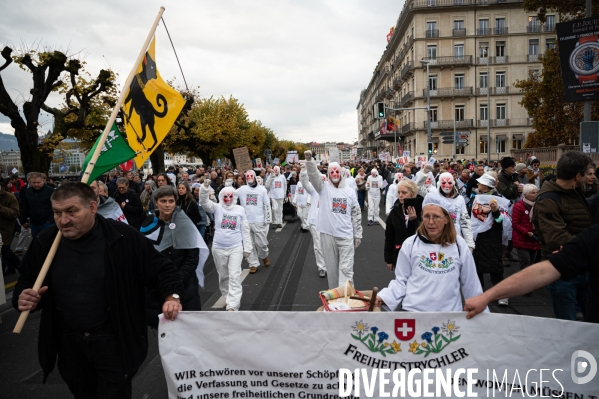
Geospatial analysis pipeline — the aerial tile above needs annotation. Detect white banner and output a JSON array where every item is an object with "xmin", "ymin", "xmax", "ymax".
[
  {"xmin": 329, "ymin": 148, "xmax": 340, "ymax": 163},
  {"xmin": 159, "ymin": 312, "xmax": 599, "ymax": 398}
]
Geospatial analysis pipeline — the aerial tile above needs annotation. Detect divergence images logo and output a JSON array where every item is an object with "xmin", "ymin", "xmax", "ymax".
[
  {"xmin": 571, "ymin": 350, "xmax": 597, "ymax": 385},
  {"xmin": 350, "ymin": 319, "xmax": 461, "ymax": 357}
]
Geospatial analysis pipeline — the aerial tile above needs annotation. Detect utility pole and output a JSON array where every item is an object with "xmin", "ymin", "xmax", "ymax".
[
  {"xmin": 420, "ymin": 59, "xmax": 432, "ymax": 160},
  {"xmin": 585, "ymin": 0, "xmax": 592, "ymax": 122}
]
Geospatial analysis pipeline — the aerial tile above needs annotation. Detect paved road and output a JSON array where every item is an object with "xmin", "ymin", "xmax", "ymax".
[{"xmin": 0, "ymin": 201, "xmax": 555, "ymax": 398}]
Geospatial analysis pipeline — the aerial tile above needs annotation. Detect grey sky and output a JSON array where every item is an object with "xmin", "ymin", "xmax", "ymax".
[{"xmin": 0, "ymin": 0, "xmax": 404, "ymax": 144}]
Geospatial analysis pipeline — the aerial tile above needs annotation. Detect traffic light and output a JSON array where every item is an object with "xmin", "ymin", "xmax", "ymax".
[
  {"xmin": 377, "ymin": 102, "xmax": 385, "ymax": 119},
  {"xmin": 428, "ymin": 142, "xmax": 433, "ymax": 155}
]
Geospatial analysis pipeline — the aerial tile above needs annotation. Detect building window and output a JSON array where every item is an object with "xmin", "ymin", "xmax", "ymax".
[
  {"xmin": 456, "ymin": 146, "xmax": 465, "ymax": 155},
  {"xmin": 529, "ymin": 39, "xmax": 539, "ymax": 61},
  {"xmin": 426, "ymin": 21, "xmax": 438, "ymax": 38},
  {"xmin": 513, "ymin": 138, "xmax": 523, "ymax": 149},
  {"xmin": 480, "ymin": 72, "xmax": 488, "ymax": 88},
  {"xmin": 480, "ymin": 104, "xmax": 489, "ymax": 121},
  {"xmin": 528, "ymin": 16, "xmax": 540, "ymax": 32},
  {"xmin": 478, "ymin": 19, "xmax": 489, "ymax": 35},
  {"xmin": 496, "ymin": 103, "xmax": 506, "ymax": 122},
  {"xmin": 454, "ymin": 44, "xmax": 464, "ymax": 58},
  {"xmin": 496, "ymin": 71, "xmax": 506, "ymax": 91},
  {"xmin": 544, "ymin": 15, "xmax": 555, "ymax": 32},
  {"xmin": 427, "ymin": 45, "xmax": 437, "ymax": 59},
  {"xmin": 546, "ymin": 38, "xmax": 555, "ymax": 51},
  {"xmin": 430, "ymin": 107, "xmax": 438, "ymax": 122},
  {"xmin": 455, "ymin": 74, "xmax": 465, "ymax": 89},
  {"xmin": 479, "ymin": 42, "xmax": 489, "ymax": 62},
  {"xmin": 495, "ymin": 18, "xmax": 507, "ymax": 34},
  {"xmin": 479, "ymin": 140, "xmax": 488, "ymax": 154},
  {"xmin": 455, "ymin": 105, "xmax": 465, "ymax": 121},
  {"xmin": 429, "ymin": 74, "xmax": 438, "ymax": 91},
  {"xmin": 453, "ymin": 20, "xmax": 465, "ymax": 36},
  {"xmin": 496, "ymin": 137, "xmax": 506, "ymax": 153},
  {"xmin": 496, "ymin": 41, "xmax": 506, "ymax": 61}
]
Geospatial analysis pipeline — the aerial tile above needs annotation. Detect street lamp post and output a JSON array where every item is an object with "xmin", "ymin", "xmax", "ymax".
[
  {"xmin": 420, "ymin": 59, "xmax": 432, "ymax": 160},
  {"xmin": 486, "ymin": 49, "xmax": 490, "ymax": 165}
]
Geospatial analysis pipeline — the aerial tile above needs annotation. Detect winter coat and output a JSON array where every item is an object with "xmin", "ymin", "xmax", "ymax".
[
  {"xmin": 114, "ymin": 189, "xmax": 145, "ymax": 229},
  {"xmin": 0, "ymin": 191, "xmax": 19, "ymax": 245},
  {"xmin": 497, "ymin": 170, "xmax": 519, "ymax": 201},
  {"xmin": 177, "ymin": 198, "xmax": 202, "ymax": 226},
  {"xmin": 511, "ymin": 200, "xmax": 540, "ymax": 251},
  {"xmin": 384, "ymin": 199, "xmax": 421, "ymax": 266},
  {"xmin": 19, "ymin": 184, "xmax": 54, "ymax": 225},
  {"xmin": 532, "ymin": 180, "xmax": 592, "ymax": 259},
  {"xmin": 472, "ymin": 209, "xmax": 504, "ymax": 274},
  {"xmin": 12, "ymin": 215, "xmax": 183, "ymax": 382}
]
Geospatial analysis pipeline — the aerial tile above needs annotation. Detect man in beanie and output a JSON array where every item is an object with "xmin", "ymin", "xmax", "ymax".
[
  {"xmin": 497, "ymin": 157, "xmax": 520, "ymax": 201},
  {"xmin": 515, "ymin": 163, "xmax": 529, "ymax": 186}
]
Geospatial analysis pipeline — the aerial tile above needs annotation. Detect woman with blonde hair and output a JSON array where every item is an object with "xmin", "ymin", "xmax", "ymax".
[{"xmin": 376, "ymin": 195, "xmax": 485, "ymax": 312}]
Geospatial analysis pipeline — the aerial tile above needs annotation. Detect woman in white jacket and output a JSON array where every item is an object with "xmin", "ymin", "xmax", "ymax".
[
  {"xmin": 375, "ymin": 195, "xmax": 487, "ymax": 313},
  {"xmin": 366, "ymin": 168, "xmax": 383, "ymax": 225},
  {"xmin": 199, "ymin": 181, "xmax": 252, "ymax": 311}
]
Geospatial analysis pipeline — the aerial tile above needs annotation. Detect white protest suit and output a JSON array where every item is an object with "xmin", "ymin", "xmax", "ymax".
[
  {"xmin": 377, "ymin": 233, "xmax": 487, "ymax": 312},
  {"xmin": 292, "ymin": 180, "xmax": 310, "ymax": 230},
  {"xmin": 301, "ymin": 172, "xmax": 326, "ymax": 273},
  {"xmin": 385, "ymin": 173, "xmax": 404, "ymax": 216},
  {"xmin": 236, "ymin": 171, "xmax": 272, "ymax": 270},
  {"xmin": 199, "ymin": 185, "xmax": 252, "ymax": 311},
  {"xmin": 366, "ymin": 169, "xmax": 383, "ymax": 222},
  {"xmin": 303, "ymin": 156, "xmax": 362, "ymax": 288},
  {"xmin": 265, "ymin": 166, "xmax": 286, "ymax": 226}
]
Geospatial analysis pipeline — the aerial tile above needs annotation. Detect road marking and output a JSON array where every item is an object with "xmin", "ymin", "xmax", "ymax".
[
  {"xmin": 275, "ymin": 221, "xmax": 287, "ymax": 232},
  {"xmin": 212, "ymin": 269, "xmax": 250, "ymax": 309},
  {"xmin": 4, "ymin": 281, "xmax": 16, "ymax": 289},
  {"xmin": 377, "ymin": 216, "xmax": 386, "ymax": 230}
]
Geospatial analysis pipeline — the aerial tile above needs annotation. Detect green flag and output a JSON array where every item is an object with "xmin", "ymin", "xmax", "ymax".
[{"xmin": 82, "ymin": 122, "xmax": 136, "ymax": 182}]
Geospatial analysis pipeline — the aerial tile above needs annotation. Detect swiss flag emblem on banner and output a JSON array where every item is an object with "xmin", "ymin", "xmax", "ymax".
[
  {"xmin": 395, "ymin": 319, "xmax": 416, "ymax": 341},
  {"xmin": 120, "ymin": 160, "xmax": 134, "ymax": 171},
  {"xmin": 430, "ymin": 252, "xmax": 437, "ymax": 261}
]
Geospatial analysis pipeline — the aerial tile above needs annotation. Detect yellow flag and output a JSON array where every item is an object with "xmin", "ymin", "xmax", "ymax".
[{"xmin": 122, "ymin": 37, "xmax": 185, "ymax": 168}]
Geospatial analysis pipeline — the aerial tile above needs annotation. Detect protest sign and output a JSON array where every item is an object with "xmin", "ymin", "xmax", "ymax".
[
  {"xmin": 328, "ymin": 148, "xmax": 340, "ymax": 163},
  {"xmin": 232, "ymin": 147, "xmax": 253, "ymax": 173},
  {"xmin": 286, "ymin": 151, "xmax": 298, "ymax": 164},
  {"xmin": 403, "ymin": 151, "xmax": 410, "ymax": 157},
  {"xmin": 272, "ymin": 157, "xmax": 280, "ymax": 165},
  {"xmin": 159, "ymin": 312, "xmax": 599, "ymax": 398},
  {"xmin": 255, "ymin": 158, "xmax": 263, "ymax": 169}
]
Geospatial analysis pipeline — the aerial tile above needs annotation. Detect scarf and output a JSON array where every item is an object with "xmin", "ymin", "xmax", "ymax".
[
  {"xmin": 523, "ymin": 198, "xmax": 535, "ymax": 222},
  {"xmin": 140, "ymin": 209, "xmax": 210, "ymax": 287}
]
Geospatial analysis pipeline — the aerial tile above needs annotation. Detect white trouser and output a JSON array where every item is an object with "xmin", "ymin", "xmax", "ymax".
[
  {"xmin": 297, "ymin": 205, "xmax": 310, "ymax": 230},
  {"xmin": 271, "ymin": 198, "xmax": 284, "ymax": 225},
  {"xmin": 246, "ymin": 222, "xmax": 269, "ymax": 268},
  {"xmin": 319, "ymin": 233, "xmax": 354, "ymax": 289},
  {"xmin": 367, "ymin": 193, "xmax": 381, "ymax": 221},
  {"xmin": 212, "ymin": 246, "xmax": 243, "ymax": 311},
  {"xmin": 309, "ymin": 224, "xmax": 326, "ymax": 272}
]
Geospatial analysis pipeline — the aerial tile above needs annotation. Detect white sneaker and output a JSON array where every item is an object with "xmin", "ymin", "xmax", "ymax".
[{"xmin": 498, "ymin": 298, "xmax": 509, "ymax": 306}]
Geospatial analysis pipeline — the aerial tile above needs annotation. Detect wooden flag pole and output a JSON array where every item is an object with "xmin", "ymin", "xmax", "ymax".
[{"xmin": 13, "ymin": 6, "xmax": 166, "ymax": 334}]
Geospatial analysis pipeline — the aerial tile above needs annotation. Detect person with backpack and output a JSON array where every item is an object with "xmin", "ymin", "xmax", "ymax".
[{"xmin": 532, "ymin": 151, "xmax": 592, "ymax": 321}]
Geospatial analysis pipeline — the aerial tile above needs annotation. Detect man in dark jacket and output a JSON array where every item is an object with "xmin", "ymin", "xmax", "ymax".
[
  {"xmin": 496, "ymin": 157, "xmax": 520, "ymax": 201},
  {"xmin": 0, "ymin": 181, "xmax": 21, "ymax": 275},
  {"xmin": 13, "ymin": 182, "xmax": 183, "ymax": 398},
  {"xmin": 114, "ymin": 177, "xmax": 145, "ymax": 229},
  {"xmin": 19, "ymin": 172, "xmax": 55, "ymax": 238},
  {"xmin": 465, "ymin": 164, "xmax": 485, "ymax": 198},
  {"xmin": 532, "ymin": 150, "xmax": 592, "ymax": 321}
]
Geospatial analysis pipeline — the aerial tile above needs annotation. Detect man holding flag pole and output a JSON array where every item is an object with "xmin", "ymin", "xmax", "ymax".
[{"xmin": 11, "ymin": 7, "xmax": 190, "ymax": 398}]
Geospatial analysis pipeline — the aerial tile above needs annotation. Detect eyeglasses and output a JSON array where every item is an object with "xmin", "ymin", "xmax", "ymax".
[{"xmin": 422, "ymin": 214, "xmax": 446, "ymax": 222}]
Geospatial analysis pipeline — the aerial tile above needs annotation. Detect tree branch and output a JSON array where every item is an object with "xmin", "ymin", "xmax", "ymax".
[{"xmin": 0, "ymin": 47, "xmax": 13, "ymax": 73}]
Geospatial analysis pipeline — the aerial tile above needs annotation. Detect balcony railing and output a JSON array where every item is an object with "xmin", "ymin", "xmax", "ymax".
[
  {"xmin": 385, "ymin": 87, "xmax": 395, "ymax": 99},
  {"xmin": 528, "ymin": 54, "xmax": 540, "ymax": 62},
  {"xmin": 476, "ymin": 118, "xmax": 531, "ymax": 127},
  {"xmin": 452, "ymin": 28, "xmax": 466, "ymax": 36},
  {"xmin": 393, "ymin": 78, "xmax": 402, "ymax": 89},
  {"xmin": 424, "ymin": 119, "xmax": 474, "ymax": 129},
  {"xmin": 477, "ymin": 28, "xmax": 491, "ymax": 36},
  {"xmin": 543, "ymin": 24, "xmax": 555, "ymax": 32},
  {"xmin": 401, "ymin": 122, "xmax": 416, "ymax": 134},
  {"xmin": 399, "ymin": 61, "xmax": 415, "ymax": 80},
  {"xmin": 527, "ymin": 25, "xmax": 541, "ymax": 33},
  {"xmin": 494, "ymin": 27, "xmax": 508, "ymax": 35},
  {"xmin": 475, "ymin": 87, "xmax": 510, "ymax": 95},
  {"xmin": 422, "ymin": 55, "xmax": 473, "ymax": 66},
  {"xmin": 426, "ymin": 29, "xmax": 439, "ymax": 38},
  {"xmin": 423, "ymin": 87, "xmax": 473, "ymax": 97},
  {"xmin": 412, "ymin": 0, "xmax": 524, "ymax": 8},
  {"xmin": 400, "ymin": 91, "xmax": 415, "ymax": 105}
]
